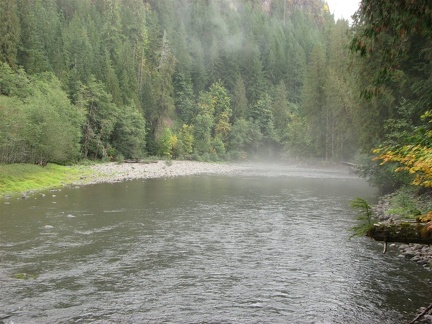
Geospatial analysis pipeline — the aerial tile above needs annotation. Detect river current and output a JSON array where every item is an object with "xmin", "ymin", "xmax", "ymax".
[{"xmin": 0, "ymin": 163, "xmax": 431, "ymax": 323}]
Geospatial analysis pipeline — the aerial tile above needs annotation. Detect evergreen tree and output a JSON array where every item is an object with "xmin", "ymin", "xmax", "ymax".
[
  {"xmin": 149, "ymin": 30, "xmax": 176, "ymax": 138},
  {"xmin": 272, "ymin": 80, "xmax": 292, "ymax": 139},
  {"xmin": 0, "ymin": 0, "xmax": 20, "ymax": 68},
  {"xmin": 77, "ymin": 76, "xmax": 118, "ymax": 159},
  {"xmin": 231, "ymin": 75, "xmax": 248, "ymax": 121},
  {"xmin": 174, "ymin": 73, "xmax": 196, "ymax": 124},
  {"xmin": 250, "ymin": 93, "xmax": 279, "ymax": 154},
  {"xmin": 301, "ymin": 44, "xmax": 327, "ymax": 159},
  {"xmin": 111, "ymin": 103, "xmax": 146, "ymax": 159},
  {"xmin": 324, "ymin": 20, "xmax": 359, "ymax": 160}
]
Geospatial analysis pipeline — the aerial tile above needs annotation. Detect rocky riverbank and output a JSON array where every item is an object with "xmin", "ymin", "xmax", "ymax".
[
  {"xmin": 372, "ymin": 195, "xmax": 432, "ymax": 270},
  {"xmin": 1, "ymin": 161, "xmax": 249, "ymax": 200},
  {"xmin": 76, "ymin": 160, "xmax": 248, "ymax": 185}
]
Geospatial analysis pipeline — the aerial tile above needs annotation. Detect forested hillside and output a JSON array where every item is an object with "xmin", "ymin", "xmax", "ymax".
[{"xmin": 0, "ymin": 0, "xmax": 365, "ymax": 164}]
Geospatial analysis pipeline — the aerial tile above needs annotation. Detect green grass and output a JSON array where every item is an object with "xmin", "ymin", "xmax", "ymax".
[{"xmin": 0, "ymin": 163, "xmax": 94, "ymax": 197}]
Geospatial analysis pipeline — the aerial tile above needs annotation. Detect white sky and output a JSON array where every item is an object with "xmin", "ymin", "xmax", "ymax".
[{"xmin": 326, "ymin": 0, "xmax": 360, "ymax": 21}]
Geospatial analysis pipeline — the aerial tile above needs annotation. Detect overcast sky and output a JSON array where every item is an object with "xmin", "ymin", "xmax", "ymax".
[{"xmin": 326, "ymin": 0, "xmax": 360, "ymax": 21}]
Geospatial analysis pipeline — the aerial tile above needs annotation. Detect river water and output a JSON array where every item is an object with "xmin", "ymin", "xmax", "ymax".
[{"xmin": 0, "ymin": 163, "xmax": 431, "ymax": 323}]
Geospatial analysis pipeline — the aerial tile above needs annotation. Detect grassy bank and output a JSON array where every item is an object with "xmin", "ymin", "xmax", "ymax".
[{"xmin": 0, "ymin": 163, "xmax": 93, "ymax": 197}]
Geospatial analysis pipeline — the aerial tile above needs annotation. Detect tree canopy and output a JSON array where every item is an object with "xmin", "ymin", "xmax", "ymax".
[
  {"xmin": 0, "ymin": 0, "xmax": 371, "ymax": 163},
  {"xmin": 351, "ymin": 0, "xmax": 432, "ymax": 192}
]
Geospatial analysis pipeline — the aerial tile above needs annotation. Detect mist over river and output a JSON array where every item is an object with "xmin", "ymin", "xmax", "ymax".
[{"xmin": 1, "ymin": 163, "xmax": 431, "ymax": 323}]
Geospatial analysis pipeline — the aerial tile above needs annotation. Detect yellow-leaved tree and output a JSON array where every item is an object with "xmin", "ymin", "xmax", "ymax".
[{"xmin": 373, "ymin": 111, "xmax": 432, "ymax": 188}]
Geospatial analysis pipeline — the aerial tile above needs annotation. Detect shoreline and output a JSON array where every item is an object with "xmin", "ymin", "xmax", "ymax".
[
  {"xmin": 372, "ymin": 196, "xmax": 432, "ymax": 270},
  {"xmin": 1, "ymin": 160, "xmax": 249, "ymax": 199},
  {"xmin": 76, "ymin": 160, "xmax": 248, "ymax": 185}
]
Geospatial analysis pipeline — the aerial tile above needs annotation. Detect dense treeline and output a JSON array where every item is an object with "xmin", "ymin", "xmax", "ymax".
[
  {"xmin": 0, "ymin": 0, "xmax": 362, "ymax": 164},
  {"xmin": 351, "ymin": 0, "xmax": 432, "ymax": 192}
]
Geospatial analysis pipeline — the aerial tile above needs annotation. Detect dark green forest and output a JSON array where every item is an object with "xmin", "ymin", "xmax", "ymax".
[
  {"xmin": 1, "ymin": 0, "xmax": 432, "ymax": 193},
  {"xmin": 0, "ymin": 0, "xmax": 361, "ymax": 164}
]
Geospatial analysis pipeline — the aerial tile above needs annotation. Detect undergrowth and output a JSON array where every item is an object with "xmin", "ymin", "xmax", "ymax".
[
  {"xmin": 0, "ymin": 163, "xmax": 93, "ymax": 196},
  {"xmin": 350, "ymin": 197, "xmax": 375, "ymax": 238},
  {"xmin": 386, "ymin": 187, "xmax": 432, "ymax": 219}
]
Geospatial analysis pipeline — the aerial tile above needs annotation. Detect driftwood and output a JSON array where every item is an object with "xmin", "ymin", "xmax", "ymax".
[
  {"xmin": 367, "ymin": 221, "xmax": 432, "ymax": 244},
  {"xmin": 341, "ymin": 161, "xmax": 358, "ymax": 168},
  {"xmin": 123, "ymin": 159, "xmax": 158, "ymax": 164},
  {"xmin": 408, "ymin": 303, "xmax": 432, "ymax": 324}
]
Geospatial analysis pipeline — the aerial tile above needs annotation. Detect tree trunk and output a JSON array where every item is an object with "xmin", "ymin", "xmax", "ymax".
[{"xmin": 367, "ymin": 221, "xmax": 432, "ymax": 244}]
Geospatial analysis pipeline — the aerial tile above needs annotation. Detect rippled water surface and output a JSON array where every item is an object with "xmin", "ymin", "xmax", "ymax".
[{"xmin": 1, "ymin": 163, "xmax": 431, "ymax": 323}]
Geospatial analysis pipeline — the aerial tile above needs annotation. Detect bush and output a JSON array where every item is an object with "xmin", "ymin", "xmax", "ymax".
[
  {"xmin": 114, "ymin": 153, "xmax": 125, "ymax": 163},
  {"xmin": 354, "ymin": 153, "xmax": 412, "ymax": 194},
  {"xmin": 157, "ymin": 128, "xmax": 177, "ymax": 158},
  {"xmin": 0, "ymin": 72, "xmax": 83, "ymax": 164}
]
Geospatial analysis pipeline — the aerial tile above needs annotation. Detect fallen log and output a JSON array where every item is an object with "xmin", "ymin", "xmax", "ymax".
[
  {"xmin": 367, "ymin": 221, "xmax": 432, "ymax": 244},
  {"xmin": 341, "ymin": 161, "xmax": 358, "ymax": 168},
  {"xmin": 123, "ymin": 159, "xmax": 158, "ymax": 164}
]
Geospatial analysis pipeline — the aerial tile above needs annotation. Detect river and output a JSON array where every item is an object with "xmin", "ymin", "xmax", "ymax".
[{"xmin": 0, "ymin": 163, "xmax": 431, "ymax": 323}]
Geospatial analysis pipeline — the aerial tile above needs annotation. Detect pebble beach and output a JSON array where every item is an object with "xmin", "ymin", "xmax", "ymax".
[{"xmin": 76, "ymin": 160, "xmax": 248, "ymax": 185}]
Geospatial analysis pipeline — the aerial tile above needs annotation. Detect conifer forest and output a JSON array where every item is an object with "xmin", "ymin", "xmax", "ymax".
[{"xmin": 1, "ymin": 0, "xmax": 432, "ymax": 192}]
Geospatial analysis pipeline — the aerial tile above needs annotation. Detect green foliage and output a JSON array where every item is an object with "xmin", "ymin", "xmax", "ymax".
[
  {"xmin": 0, "ymin": 0, "xmax": 360, "ymax": 164},
  {"xmin": 250, "ymin": 94, "xmax": 279, "ymax": 152},
  {"xmin": 354, "ymin": 153, "xmax": 411, "ymax": 194},
  {"xmin": 211, "ymin": 136, "xmax": 226, "ymax": 160},
  {"xmin": 301, "ymin": 44, "xmax": 328, "ymax": 158},
  {"xmin": 0, "ymin": 0, "xmax": 20, "ymax": 68},
  {"xmin": 24, "ymin": 73, "xmax": 83, "ymax": 164},
  {"xmin": 157, "ymin": 127, "xmax": 177, "ymax": 158},
  {"xmin": 111, "ymin": 104, "xmax": 146, "ymax": 159},
  {"xmin": 272, "ymin": 80, "xmax": 291, "ymax": 138},
  {"xmin": 349, "ymin": 197, "xmax": 375, "ymax": 239},
  {"xmin": 351, "ymin": 0, "xmax": 432, "ymax": 187},
  {"xmin": 0, "ymin": 95, "xmax": 28, "ymax": 163},
  {"xmin": 0, "ymin": 62, "xmax": 30, "ymax": 97},
  {"xmin": 210, "ymin": 81, "xmax": 232, "ymax": 144},
  {"xmin": 174, "ymin": 74, "xmax": 196, "ymax": 124},
  {"xmin": 0, "ymin": 70, "xmax": 83, "ymax": 164},
  {"xmin": 228, "ymin": 118, "xmax": 262, "ymax": 156},
  {"xmin": 387, "ymin": 188, "xmax": 422, "ymax": 219},
  {"xmin": 174, "ymin": 124, "xmax": 194, "ymax": 159},
  {"xmin": 77, "ymin": 76, "xmax": 118, "ymax": 159},
  {"xmin": 231, "ymin": 76, "xmax": 248, "ymax": 120},
  {"xmin": 147, "ymin": 30, "xmax": 176, "ymax": 138},
  {"xmin": 193, "ymin": 114, "xmax": 213, "ymax": 156},
  {"xmin": 283, "ymin": 113, "xmax": 315, "ymax": 158}
]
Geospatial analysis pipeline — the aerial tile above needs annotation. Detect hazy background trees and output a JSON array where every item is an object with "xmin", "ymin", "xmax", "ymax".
[{"xmin": 0, "ymin": 0, "xmax": 371, "ymax": 163}]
